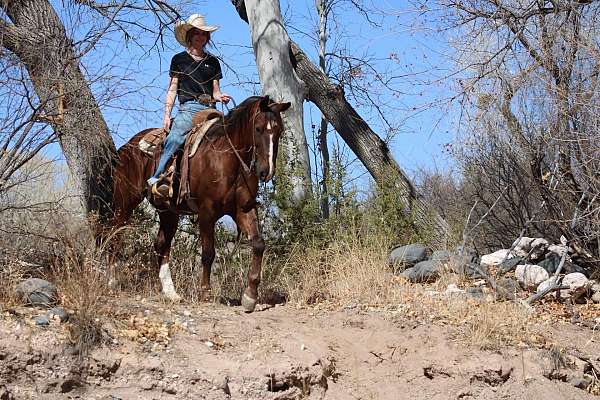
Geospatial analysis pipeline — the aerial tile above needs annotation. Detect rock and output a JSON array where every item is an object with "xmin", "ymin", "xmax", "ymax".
[
  {"xmin": 402, "ymin": 260, "xmax": 441, "ymax": 283},
  {"xmin": 548, "ymin": 244, "xmax": 571, "ymax": 257},
  {"xmin": 537, "ymin": 253, "xmax": 561, "ymax": 274},
  {"xmin": 496, "ymin": 278, "xmax": 522, "ymax": 301},
  {"xmin": 560, "ymin": 273, "xmax": 591, "ymax": 301},
  {"xmin": 447, "ymin": 247, "xmax": 488, "ymax": 278},
  {"xmin": 33, "ymin": 315, "xmax": 50, "ymax": 326},
  {"xmin": 537, "ymin": 273, "xmax": 591, "ymax": 301},
  {"xmin": 444, "ymin": 284, "xmax": 465, "ymax": 297},
  {"xmin": 389, "ymin": 244, "xmax": 429, "ymax": 270},
  {"xmin": 463, "ymin": 263, "xmax": 488, "ymax": 279},
  {"xmin": 497, "ymin": 257, "xmax": 524, "ymax": 275},
  {"xmin": 47, "ymin": 307, "xmax": 69, "ymax": 322},
  {"xmin": 529, "ymin": 238, "xmax": 549, "ymax": 261},
  {"xmin": 512, "ymin": 237, "xmax": 535, "ymax": 257},
  {"xmin": 515, "ymin": 264, "xmax": 549, "ymax": 290},
  {"xmin": 431, "ymin": 250, "xmax": 453, "ymax": 261},
  {"xmin": 480, "ymin": 249, "xmax": 513, "ymax": 268},
  {"xmin": 592, "ymin": 292, "xmax": 600, "ymax": 304},
  {"xmin": 564, "ymin": 262, "xmax": 589, "ymax": 277},
  {"xmin": 466, "ymin": 286, "xmax": 485, "ymax": 300},
  {"xmin": 16, "ymin": 278, "xmax": 57, "ymax": 306},
  {"xmin": 569, "ymin": 374, "xmax": 593, "ymax": 390}
]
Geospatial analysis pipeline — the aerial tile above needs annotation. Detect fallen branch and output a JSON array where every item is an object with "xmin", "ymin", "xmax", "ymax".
[{"xmin": 526, "ymin": 252, "xmax": 567, "ymax": 305}]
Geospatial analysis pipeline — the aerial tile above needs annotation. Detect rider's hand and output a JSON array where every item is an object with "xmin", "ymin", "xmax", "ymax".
[
  {"xmin": 214, "ymin": 92, "xmax": 232, "ymax": 104},
  {"xmin": 162, "ymin": 114, "xmax": 171, "ymax": 131}
]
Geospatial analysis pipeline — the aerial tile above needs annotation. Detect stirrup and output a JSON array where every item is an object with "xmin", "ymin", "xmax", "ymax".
[{"xmin": 151, "ymin": 183, "xmax": 172, "ymax": 198}]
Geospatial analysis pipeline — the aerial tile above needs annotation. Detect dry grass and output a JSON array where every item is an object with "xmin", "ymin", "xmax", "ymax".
[
  {"xmin": 50, "ymin": 228, "xmax": 110, "ymax": 357},
  {"xmin": 274, "ymin": 233, "xmax": 399, "ymax": 307},
  {"xmin": 0, "ymin": 257, "xmax": 32, "ymax": 308}
]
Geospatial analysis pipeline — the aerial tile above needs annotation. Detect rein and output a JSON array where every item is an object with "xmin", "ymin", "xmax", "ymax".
[{"xmin": 219, "ymin": 101, "xmax": 258, "ymax": 175}]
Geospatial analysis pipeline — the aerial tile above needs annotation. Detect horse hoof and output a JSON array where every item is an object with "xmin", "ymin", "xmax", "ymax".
[
  {"xmin": 162, "ymin": 291, "xmax": 182, "ymax": 303},
  {"xmin": 241, "ymin": 292, "xmax": 257, "ymax": 313}
]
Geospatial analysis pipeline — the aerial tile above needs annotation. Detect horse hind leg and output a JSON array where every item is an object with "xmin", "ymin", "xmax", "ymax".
[
  {"xmin": 235, "ymin": 208, "xmax": 264, "ymax": 313},
  {"xmin": 155, "ymin": 211, "xmax": 182, "ymax": 302}
]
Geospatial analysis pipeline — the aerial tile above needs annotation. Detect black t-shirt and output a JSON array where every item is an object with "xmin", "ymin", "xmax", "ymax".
[{"xmin": 169, "ymin": 51, "xmax": 223, "ymax": 104}]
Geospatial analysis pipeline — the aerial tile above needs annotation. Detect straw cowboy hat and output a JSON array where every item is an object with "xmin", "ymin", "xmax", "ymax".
[{"xmin": 175, "ymin": 14, "xmax": 219, "ymax": 47}]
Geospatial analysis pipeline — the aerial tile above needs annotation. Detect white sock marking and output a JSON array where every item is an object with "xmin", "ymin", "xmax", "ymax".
[{"xmin": 159, "ymin": 262, "xmax": 177, "ymax": 295}]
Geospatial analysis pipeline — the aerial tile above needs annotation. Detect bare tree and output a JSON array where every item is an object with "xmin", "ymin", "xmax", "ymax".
[
  {"xmin": 232, "ymin": 0, "xmax": 451, "ymax": 244},
  {"xmin": 437, "ymin": 0, "xmax": 600, "ymax": 262},
  {"xmin": 0, "ymin": 0, "xmax": 181, "ymax": 223}
]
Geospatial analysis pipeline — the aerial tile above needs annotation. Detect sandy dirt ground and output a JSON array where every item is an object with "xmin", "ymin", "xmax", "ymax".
[{"xmin": 1, "ymin": 297, "xmax": 599, "ymax": 400}]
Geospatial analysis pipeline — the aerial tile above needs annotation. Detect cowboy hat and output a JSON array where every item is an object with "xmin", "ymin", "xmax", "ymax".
[{"xmin": 174, "ymin": 14, "xmax": 219, "ymax": 47}]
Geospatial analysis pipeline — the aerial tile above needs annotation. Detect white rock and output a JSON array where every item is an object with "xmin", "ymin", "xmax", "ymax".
[
  {"xmin": 515, "ymin": 264, "xmax": 550, "ymax": 290},
  {"xmin": 529, "ymin": 238, "xmax": 549, "ymax": 260},
  {"xmin": 592, "ymin": 292, "xmax": 600, "ymax": 304},
  {"xmin": 537, "ymin": 273, "xmax": 591, "ymax": 300},
  {"xmin": 560, "ymin": 273, "xmax": 591, "ymax": 300},
  {"xmin": 512, "ymin": 237, "xmax": 535, "ymax": 250},
  {"xmin": 548, "ymin": 244, "xmax": 571, "ymax": 257},
  {"xmin": 481, "ymin": 249, "xmax": 514, "ymax": 268},
  {"xmin": 590, "ymin": 282, "xmax": 600, "ymax": 293},
  {"xmin": 512, "ymin": 237, "xmax": 535, "ymax": 257}
]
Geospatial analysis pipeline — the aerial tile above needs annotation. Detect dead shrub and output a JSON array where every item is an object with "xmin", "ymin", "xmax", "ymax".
[{"xmin": 51, "ymin": 227, "xmax": 109, "ymax": 357}]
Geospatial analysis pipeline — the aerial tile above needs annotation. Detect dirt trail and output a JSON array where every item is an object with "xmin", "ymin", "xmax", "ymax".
[{"xmin": 1, "ymin": 298, "xmax": 599, "ymax": 399}]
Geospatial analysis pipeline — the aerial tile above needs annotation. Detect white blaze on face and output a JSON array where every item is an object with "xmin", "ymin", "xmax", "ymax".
[{"xmin": 266, "ymin": 120, "xmax": 274, "ymax": 180}]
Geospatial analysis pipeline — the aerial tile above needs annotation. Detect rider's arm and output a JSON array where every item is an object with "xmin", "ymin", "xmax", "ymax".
[
  {"xmin": 163, "ymin": 76, "xmax": 178, "ymax": 130},
  {"xmin": 212, "ymin": 80, "xmax": 231, "ymax": 104}
]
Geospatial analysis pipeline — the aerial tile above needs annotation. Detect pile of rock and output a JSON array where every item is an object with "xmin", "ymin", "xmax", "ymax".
[
  {"xmin": 390, "ymin": 243, "xmax": 484, "ymax": 283},
  {"xmin": 15, "ymin": 278, "xmax": 69, "ymax": 325},
  {"xmin": 389, "ymin": 237, "xmax": 600, "ymax": 303}
]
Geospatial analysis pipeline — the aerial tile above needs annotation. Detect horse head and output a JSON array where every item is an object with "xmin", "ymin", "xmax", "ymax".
[{"xmin": 252, "ymin": 96, "xmax": 291, "ymax": 182}]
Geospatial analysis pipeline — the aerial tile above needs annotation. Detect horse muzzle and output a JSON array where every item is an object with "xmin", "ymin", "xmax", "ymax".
[{"xmin": 258, "ymin": 168, "xmax": 273, "ymax": 183}]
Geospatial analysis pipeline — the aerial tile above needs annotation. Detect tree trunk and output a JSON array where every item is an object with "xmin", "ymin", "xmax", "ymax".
[
  {"xmin": 1, "ymin": 0, "xmax": 117, "ymax": 222},
  {"xmin": 231, "ymin": 0, "xmax": 450, "ymax": 245},
  {"xmin": 317, "ymin": 0, "xmax": 331, "ymax": 219},
  {"xmin": 243, "ymin": 0, "xmax": 312, "ymax": 204}
]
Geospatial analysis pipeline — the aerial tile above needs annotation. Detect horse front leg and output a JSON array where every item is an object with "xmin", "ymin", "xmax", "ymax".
[
  {"xmin": 198, "ymin": 223, "xmax": 216, "ymax": 302},
  {"xmin": 155, "ymin": 211, "xmax": 182, "ymax": 302},
  {"xmin": 235, "ymin": 207, "xmax": 264, "ymax": 313}
]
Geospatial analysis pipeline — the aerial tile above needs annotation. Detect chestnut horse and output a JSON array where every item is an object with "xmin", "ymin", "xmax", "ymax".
[{"xmin": 110, "ymin": 96, "xmax": 291, "ymax": 312}]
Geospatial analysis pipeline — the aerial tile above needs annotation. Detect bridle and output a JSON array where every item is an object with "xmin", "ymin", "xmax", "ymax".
[{"xmin": 219, "ymin": 99, "xmax": 275, "ymax": 177}]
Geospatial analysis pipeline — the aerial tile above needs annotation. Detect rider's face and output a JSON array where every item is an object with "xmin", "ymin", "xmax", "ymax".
[{"xmin": 189, "ymin": 30, "xmax": 209, "ymax": 51}]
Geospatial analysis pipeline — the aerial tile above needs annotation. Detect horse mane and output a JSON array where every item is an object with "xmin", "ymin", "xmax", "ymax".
[{"xmin": 205, "ymin": 96, "xmax": 263, "ymax": 140}]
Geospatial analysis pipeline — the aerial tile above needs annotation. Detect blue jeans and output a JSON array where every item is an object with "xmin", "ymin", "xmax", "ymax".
[{"xmin": 150, "ymin": 102, "xmax": 209, "ymax": 181}]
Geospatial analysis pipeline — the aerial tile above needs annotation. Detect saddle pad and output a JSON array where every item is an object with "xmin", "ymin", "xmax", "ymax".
[
  {"xmin": 188, "ymin": 118, "xmax": 219, "ymax": 158},
  {"xmin": 139, "ymin": 128, "xmax": 166, "ymax": 156}
]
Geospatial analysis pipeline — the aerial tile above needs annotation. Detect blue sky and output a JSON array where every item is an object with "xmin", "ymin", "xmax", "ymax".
[{"xmin": 53, "ymin": 0, "xmax": 459, "ymax": 186}]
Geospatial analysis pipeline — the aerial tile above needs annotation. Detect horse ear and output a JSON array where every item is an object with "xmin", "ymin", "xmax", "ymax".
[
  {"xmin": 259, "ymin": 96, "xmax": 270, "ymax": 112},
  {"xmin": 270, "ymin": 102, "xmax": 292, "ymax": 113}
]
